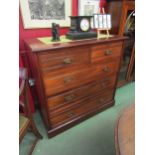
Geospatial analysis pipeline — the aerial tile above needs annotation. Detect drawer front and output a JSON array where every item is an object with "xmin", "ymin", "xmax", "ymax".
[
  {"xmin": 47, "ymin": 75, "xmax": 116, "ymax": 110},
  {"xmin": 91, "ymin": 42, "xmax": 122, "ymax": 62},
  {"xmin": 43, "ymin": 60, "xmax": 119, "ymax": 96},
  {"xmin": 38, "ymin": 47, "xmax": 90, "ymax": 72},
  {"xmin": 49, "ymin": 88, "xmax": 114, "ymax": 127}
]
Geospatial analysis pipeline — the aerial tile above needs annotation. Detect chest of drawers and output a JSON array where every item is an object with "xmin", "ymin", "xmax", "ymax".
[{"xmin": 24, "ymin": 36, "xmax": 127, "ymax": 138}]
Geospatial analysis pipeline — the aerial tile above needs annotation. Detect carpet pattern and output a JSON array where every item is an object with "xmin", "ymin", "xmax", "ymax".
[{"xmin": 20, "ymin": 82, "xmax": 135, "ymax": 155}]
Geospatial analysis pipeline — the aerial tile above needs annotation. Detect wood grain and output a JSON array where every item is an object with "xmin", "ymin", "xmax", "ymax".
[
  {"xmin": 24, "ymin": 36, "xmax": 127, "ymax": 137},
  {"xmin": 47, "ymin": 75, "xmax": 116, "ymax": 111},
  {"xmin": 115, "ymin": 104, "xmax": 135, "ymax": 155}
]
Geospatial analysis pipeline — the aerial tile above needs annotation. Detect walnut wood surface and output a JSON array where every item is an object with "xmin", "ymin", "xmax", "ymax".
[
  {"xmin": 117, "ymin": 1, "xmax": 135, "ymax": 87},
  {"xmin": 119, "ymin": 1, "xmax": 135, "ymax": 36},
  {"xmin": 49, "ymin": 88, "xmax": 114, "ymax": 128},
  {"xmin": 48, "ymin": 100, "xmax": 115, "ymax": 138},
  {"xmin": 126, "ymin": 43, "xmax": 135, "ymax": 81},
  {"xmin": 115, "ymin": 104, "xmax": 135, "ymax": 155},
  {"xmin": 43, "ymin": 60, "xmax": 120, "ymax": 97},
  {"xmin": 38, "ymin": 47, "xmax": 90, "ymax": 72},
  {"xmin": 47, "ymin": 75, "xmax": 116, "ymax": 111},
  {"xmin": 107, "ymin": 1, "xmax": 123, "ymax": 34},
  {"xmin": 24, "ymin": 36, "xmax": 127, "ymax": 137},
  {"xmin": 24, "ymin": 36, "xmax": 127, "ymax": 52},
  {"xmin": 91, "ymin": 42, "xmax": 123, "ymax": 62}
]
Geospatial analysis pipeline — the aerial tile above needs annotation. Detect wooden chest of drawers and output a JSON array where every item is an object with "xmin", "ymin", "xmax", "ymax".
[{"xmin": 24, "ymin": 36, "xmax": 127, "ymax": 138}]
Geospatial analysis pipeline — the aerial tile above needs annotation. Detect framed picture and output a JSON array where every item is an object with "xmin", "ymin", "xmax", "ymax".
[
  {"xmin": 93, "ymin": 14, "xmax": 99, "ymax": 28},
  {"xmin": 93, "ymin": 14, "xmax": 112, "ymax": 29},
  {"xmin": 78, "ymin": 0, "xmax": 100, "ymax": 16},
  {"xmin": 20, "ymin": 0, "xmax": 72, "ymax": 29}
]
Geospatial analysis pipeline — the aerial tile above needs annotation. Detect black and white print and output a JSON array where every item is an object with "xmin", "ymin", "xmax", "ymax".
[{"xmin": 28, "ymin": 0, "xmax": 65, "ymax": 20}]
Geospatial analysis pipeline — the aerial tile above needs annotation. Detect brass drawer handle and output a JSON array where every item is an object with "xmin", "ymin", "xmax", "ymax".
[
  {"xmin": 64, "ymin": 77, "xmax": 74, "ymax": 83},
  {"xmin": 63, "ymin": 58, "xmax": 72, "ymax": 64},
  {"xmin": 67, "ymin": 111, "xmax": 75, "ymax": 117},
  {"xmin": 101, "ymin": 82, "xmax": 106, "ymax": 87},
  {"xmin": 104, "ymin": 50, "xmax": 113, "ymax": 56},
  {"xmin": 103, "ymin": 66, "xmax": 110, "ymax": 72},
  {"xmin": 101, "ymin": 79, "xmax": 110, "ymax": 87},
  {"xmin": 64, "ymin": 94, "xmax": 75, "ymax": 102},
  {"xmin": 99, "ymin": 98, "xmax": 104, "ymax": 104}
]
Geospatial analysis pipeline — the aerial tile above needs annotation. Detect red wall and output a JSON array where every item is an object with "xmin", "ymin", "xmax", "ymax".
[
  {"xmin": 19, "ymin": 0, "xmax": 78, "ymax": 112},
  {"xmin": 19, "ymin": 0, "xmax": 78, "ymax": 51}
]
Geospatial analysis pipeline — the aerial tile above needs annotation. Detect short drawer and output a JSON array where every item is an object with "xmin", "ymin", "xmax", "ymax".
[
  {"xmin": 47, "ymin": 75, "xmax": 116, "ymax": 110},
  {"xmin": 49, "ymin": 88, "xmax": 114, "ymax": 127},
  {"xmin": 38, "ymin": 47, "xmax": 90, "ymax": 72},
  {"xmin": 43, "ymin": 60, "xmax": 119, "ymax": 96},
  {"xmin": 91, "ymin": 42, "xmax": 122, "ymax": 62}
]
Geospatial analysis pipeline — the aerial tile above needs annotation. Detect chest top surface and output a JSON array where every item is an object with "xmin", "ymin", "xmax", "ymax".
[{"xmin": 24, "ymin": 36, "xmax": 128, "ymax": 52}]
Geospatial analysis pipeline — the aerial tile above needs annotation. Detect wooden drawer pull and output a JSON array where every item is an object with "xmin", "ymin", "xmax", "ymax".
[
  {"xmin": 103, "ymin": 66, "xmax": 110, "ymax": 72},
  {"xmin": 64, "ymin": 77, "xmax": 74, "ymax": 83},
  {"xmin": 101, "ymin": 82, "xmax": 106, "ymax": 87},
  {"xmin": 99, "ymin": 98, "xmax": 104, "ymax": 104},
  {"xmin": 102, "ymin": 79, "xmax": 110, "ymax": 87},
  {"xmin": 64, "ymin": 94, "xmax": 75, "ymax": 102},
  {"xmin": 63, "ymin": 58, "xmax": 72, "ymax": 64},
  {"xmin": 104, "ymin": 50, "xmax": 113, "ymax": 56},
  {"xmin": 67, "ymin": 111, "xmax": 75, "ymax": 117}
]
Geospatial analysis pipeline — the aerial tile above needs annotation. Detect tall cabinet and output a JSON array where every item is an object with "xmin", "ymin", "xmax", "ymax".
[
  {"xmin": 107, "ymin": 0, "xmax": 135, "ymax": 87},
  {"xmin": 118, "ymin": 0, "xmax": 135, "ymax": 87}
]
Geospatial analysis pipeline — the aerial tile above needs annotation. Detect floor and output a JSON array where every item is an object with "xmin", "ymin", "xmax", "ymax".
[{"xmin": 20, "ymin": 82, "xmax": 135, "ymax": 155}]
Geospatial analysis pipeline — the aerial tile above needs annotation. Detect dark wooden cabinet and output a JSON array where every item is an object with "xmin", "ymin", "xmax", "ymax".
[
  {"xmin": 107, "ymin": 0, "xmax": 135, "ymax": 87},
  {"xmin": 118, "ymin": 1, "xmax": 135, "ymax": 86},
  {"xmin": 106, "ymin": 1, "xmax": 123, "ymax": 34},
  {"xmin": 24, "ymin": 36, "xmax": 127, "ymax": 138}
]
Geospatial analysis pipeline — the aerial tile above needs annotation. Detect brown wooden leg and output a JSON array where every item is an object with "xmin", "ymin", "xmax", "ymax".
[
  {"xmin": 28, "ymin": 138, "xmax": 39, "ymax": 155},
  {"xmin": 30, "ymin": 120, "xmax": 43, "ymax": 139}
]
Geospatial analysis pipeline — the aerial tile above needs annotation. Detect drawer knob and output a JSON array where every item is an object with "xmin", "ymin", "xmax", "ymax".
[
  {"xmin": 103, "ymin": 66, "xmax": 110, "ymax": 72},
  {"xmin": 67, "ymin": 111, "xmax": 75, "ymax": 117},
  {"xmin": 64, "ymin": 94, "xmax": 75, "ymax": 102},
  {"xmin": 101, "ymin": 82, "xmax": 106, "ymax": 87},
  {"xmin": 64, "ymin": 77, "xmax": 74, "ymax": 83},
  {"xmin": 102, "ymin": 79, "xmax": 110, "ymax": 87},
  {"xmin": 105, "ymin": 50, "xmax": 112, "ymax": 55},
  {"xmin": 63, "ymin": 58, "xmax": 72, "ymax": 64},
  {"xmin": 99, "ymin": 98, "xmax": 104, "ymax": 104}
]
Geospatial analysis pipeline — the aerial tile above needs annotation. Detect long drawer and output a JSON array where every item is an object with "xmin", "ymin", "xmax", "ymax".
[
  {"xmin": 49, "ymin": 88, "xmax": 114, "ymax": 127},
  {"xmin": 43, "ymin": 60, "xmax": 120, "ymax": 96},
  {"xmin": 47, "ymin": 75, "xmax": 116, "ymax": 111}
]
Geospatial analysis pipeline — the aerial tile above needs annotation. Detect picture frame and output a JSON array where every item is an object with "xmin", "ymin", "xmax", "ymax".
[
  {"xmin": 20, "ymin": 0, "xmax": 72, "ymax": 29},
  {"xmin": 78, "ymin": 0, "xmax": 100, "ymax": 16},
  {"xmin": 93, "ymin": 14, "xmax": 112, "ymax": 29},
  {"xmin": 93, "ymin": 14, "xmax": 99, "ymax": 28}
]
